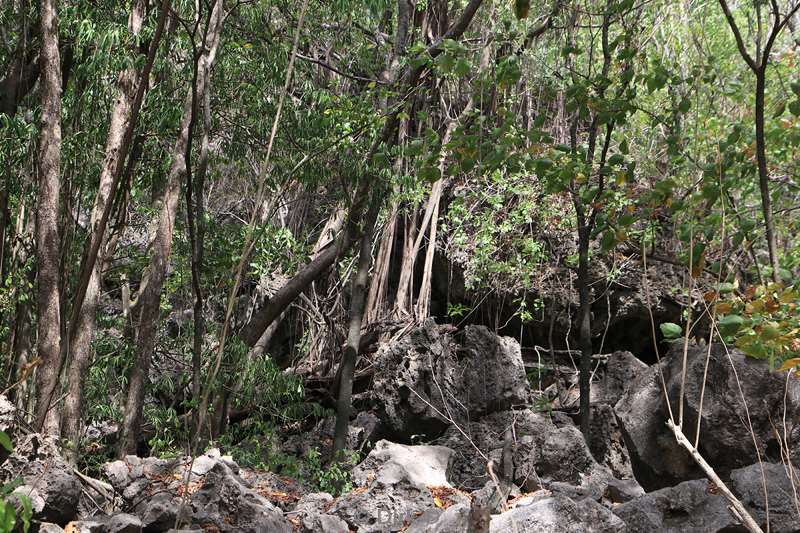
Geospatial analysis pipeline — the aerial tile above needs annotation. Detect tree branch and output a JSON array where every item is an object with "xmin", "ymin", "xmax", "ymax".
[{"xmin": 718, "ymin": 0, "xmax": 759, "ymax": 71}]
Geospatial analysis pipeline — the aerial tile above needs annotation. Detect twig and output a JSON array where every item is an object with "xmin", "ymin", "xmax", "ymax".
[{"xmin": 667, "ymin": 420, "xmax": 764, "ymax": 533}]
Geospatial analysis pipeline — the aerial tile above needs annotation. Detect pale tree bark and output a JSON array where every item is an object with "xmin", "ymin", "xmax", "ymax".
[
  {"xmin": 60, "ymin": 0, "xmax": 149, "ymax": 453},
  {"xmin": 414, "ymin": 117, "xmax": 463, "ymax": 320},
  {"xmin": 241, "ymin": 0, "xmax": 488, "ymax": 344},
  {"xmin": 117, "ymin": 0, "xmax": 225, "ymax": 456},
  {"xmin": 33, "ymin": 0, "xmax": 64, "ymax": 434},
  {"xmin": 365, "ymin": 203, "xmax": 397, "ymax": 323},
  {"xmin": 333, "ymin": 0, "xmax": 489, "ymax": 455}
]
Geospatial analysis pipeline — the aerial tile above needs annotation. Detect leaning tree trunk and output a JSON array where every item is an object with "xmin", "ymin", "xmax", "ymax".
[
  {"xmin": 117, "ymin": 0, "xmax": 224, "ymax": 456},
  {"xmin": 61, "ymin": 0, "xmax": 149, "ymax": 453},
  {"xmin": 33, "ymin": 0, "xmax": 64, "ymax": 435}
]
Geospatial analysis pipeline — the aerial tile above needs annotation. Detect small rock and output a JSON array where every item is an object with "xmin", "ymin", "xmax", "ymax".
[
  {"xmin": 3, "ymin": 434, "xmax": 81, "ymax": 525},
  {"xmin": 293, "ymin": 492, "xmax": 348, "ymax": 533},
  {"xmin": 603, "ymin": 477, "xmax": 644, "ymax": 503},
  {"xmin": 105, "ymin": 513, "xmax": 143, "ymax": 533},
  {"xmin": 136, "ymin": 493, "xmax": 179, "ymax": 532},
  {"xmin": 38, "ymin": 524, "xmax": 67, "ymax": 533},
  {"xmin": 189, "ymin": 461, "xmax": 291, "ymax": 533},
  {"xmin": 0, "ymin": 394, "xmax": 16, "ymax": 435},
  {"xmin": 63, "ymin": 520, "xmax": 105, "ymax": 533},
  {"xmin": 407, "ymin": 503, "xmax": 470, "ymax": 533}
]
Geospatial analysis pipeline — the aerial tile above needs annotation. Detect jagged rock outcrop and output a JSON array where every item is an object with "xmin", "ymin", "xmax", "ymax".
[
  {"xmin": 592, "ymin": 350, "xmax": 648, "ymax": 405},
  {"xmin": 729, "ymin": 463, "xmax": 800, "ymax": 532},
  {"xmin": 435, "ymin": 409, "xmax": 552, "ymax": 491},
  {"xmin": 615, "ymin": 341, "xmax": 800, "ymax": 489},
  {"xmin": 65, "ymin": 513, "xmax": 143, "ymax": 533},
  {"xmin": 329, "ymin": 439, "xmax": 469, "ymax": 532},
  {"xmin": 615, "ymin": 462, "xmax": 800, "ymax": 533},
  {"xmin": 489, "ymin": 495, "xmax": 625, "ymax": 532},
  {"xmin": 102, "ymin": 449, "xmax": 292, "ymax": 532},
  {"xmin": 405, "ymin": 503, "xmax": 472, "ymax": 533},
  {"xmin": 2, "ymin": 433, "xmax": 82, "ymax": 526},
  {"xmin": 435, "ymin": 408, "xmax": 619, "ymax": 499},
  {"xmin": 588, "ymin": 403, "xmax": 635, "ymax": 480},
  {"xmin": 291, "ymin": 492, "xmax": 349, "ymax": 533},
  {"xmin": 614, "ymin": 478, "xmax": 734, "ymax": 532},
  {"xmin": 371, "ymin": 320, "xmax": 530, "ymax": 440}
]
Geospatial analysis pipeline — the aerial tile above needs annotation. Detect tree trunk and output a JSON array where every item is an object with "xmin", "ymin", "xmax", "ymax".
[
  {"xmin": 61, "ymin": 0, "xmax": 148, "ymax": 453},
  {"xmin": 0, "ymin": 46, "xmax": 40, "ymax": 118},
  {"xmin": 239, "ymin": 242, "xmax": 344, "ymax": 347},
  {"xmin": 117, "ymin": 0, "xmax": 224, "ymax": 457},
  {"xmin": 576, "ymin": 224, "xmax": 592, "ymax": 439},
  {"xmin": 188, "ymin": 73, "xmax": 210, "ymax": 438},
  {"xmin": 754, "ymin": 72, "xmax": 780, "ymax": 282},
  {"xmin": 332, "ymin": 195, "xmax": 381, "ymax": 457},
  {"xmin": 33, "ymin": 0, "xmax": 64, "ymax": 435}
]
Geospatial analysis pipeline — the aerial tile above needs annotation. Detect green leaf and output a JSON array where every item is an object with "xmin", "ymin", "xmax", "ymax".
[
  {"xmin": 436, "ymin": 53, "xmax": 456, "ymax": 73},
  {"xmin": 718, "ymin": 314, "xmax": 744, "ymax": 335},
  {"xmin": 453, "ymin": 59, "xmax": 471, "ymax": 77},
  {"xmin": 791, "ymin": 81, "xmax": 800, "ymax": 97},
  {"xmin": 0, "ymin": 431, "xmax": 12, "ymax": 453},
  {"xmin": 717, "ymin": 282, "xmax": 735, "ymax": 294},
  {"xmin": 418, "ymin": 165, "xmax": 441, "ymax": 182},
  {"xmin": 660, "ymin": 322, "xmax": 683, "ymax": 340},
  {"xmin": 789, "ymin": 100, "xmax": 800, "ymax": 116},
  {"xmin": 555, "ymin": 143, "xmax": 572, "ymax": 153},
  {"xmin": 608, "ymin": 154, "xmax": 625, "ymax": 166},
  {"xmin": 678, "ymin": 98, "xmax": 691, "ymax": 113},
  {"xmin": 600, "ymin": 230, "xmax": 616, "ymax": 253}
]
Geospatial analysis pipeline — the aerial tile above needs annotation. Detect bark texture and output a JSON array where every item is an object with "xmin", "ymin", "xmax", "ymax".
[
  {"xmin": 117, "ymin": 0, "xmax": 224, "ymax": 456},
  {"xmin": 33, "ymin": 0, "xmax": 64, "ymax": 434},
  {"xmin": 61, "ymin": 0, "xmax": 148, "ymax": 450}
]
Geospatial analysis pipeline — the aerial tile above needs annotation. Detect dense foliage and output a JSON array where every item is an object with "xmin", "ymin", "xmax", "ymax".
[{"xmin": 0, "ymin": 0, "xmax": 798, "ymax": 495}]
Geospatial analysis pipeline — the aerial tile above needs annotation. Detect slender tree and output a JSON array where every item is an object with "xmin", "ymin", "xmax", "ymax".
[
  {"xmin": 718, "ymin": 0, "xmax": 800, "ymax": 282},
  {"xmin": 33, "ymin": 0, "xmax": 64, "ymax": 434},
  {"xmin": 60, "ymin": 0, "xmax": 166, "ymax": 454},
  {"xmin": 118, "ymin": 0, "xmax": 225, "ymax": 456}
]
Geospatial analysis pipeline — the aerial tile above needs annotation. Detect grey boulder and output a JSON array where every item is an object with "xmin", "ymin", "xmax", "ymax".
[
  {"xmin": 489, "ymin": 495, "xmax": 625, "ymax": 532},
  {"xmin": 3, "ymin": 434, "xmax": 81, "ymax": 526},
  {"xmin": 371, "ymin": 320, "xmax": 530, "ymax": 440},
  {"xmin": 330, "ymin": 440, "xmax": 468, "ymax": 532},
  {"xmin": 729, "ymin": 463, "xmax": 800, "ymax": 532},
  {"xmin": 614, "ymin": 342, "xmax": 800, "ymax": 489},
  {"xmin": 292, "ymin": 492, "xmax": 349, "ymax": 533},
  {"xmin": 614, "ymin": 478, "xmax": 735, "ymax": 532}
]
